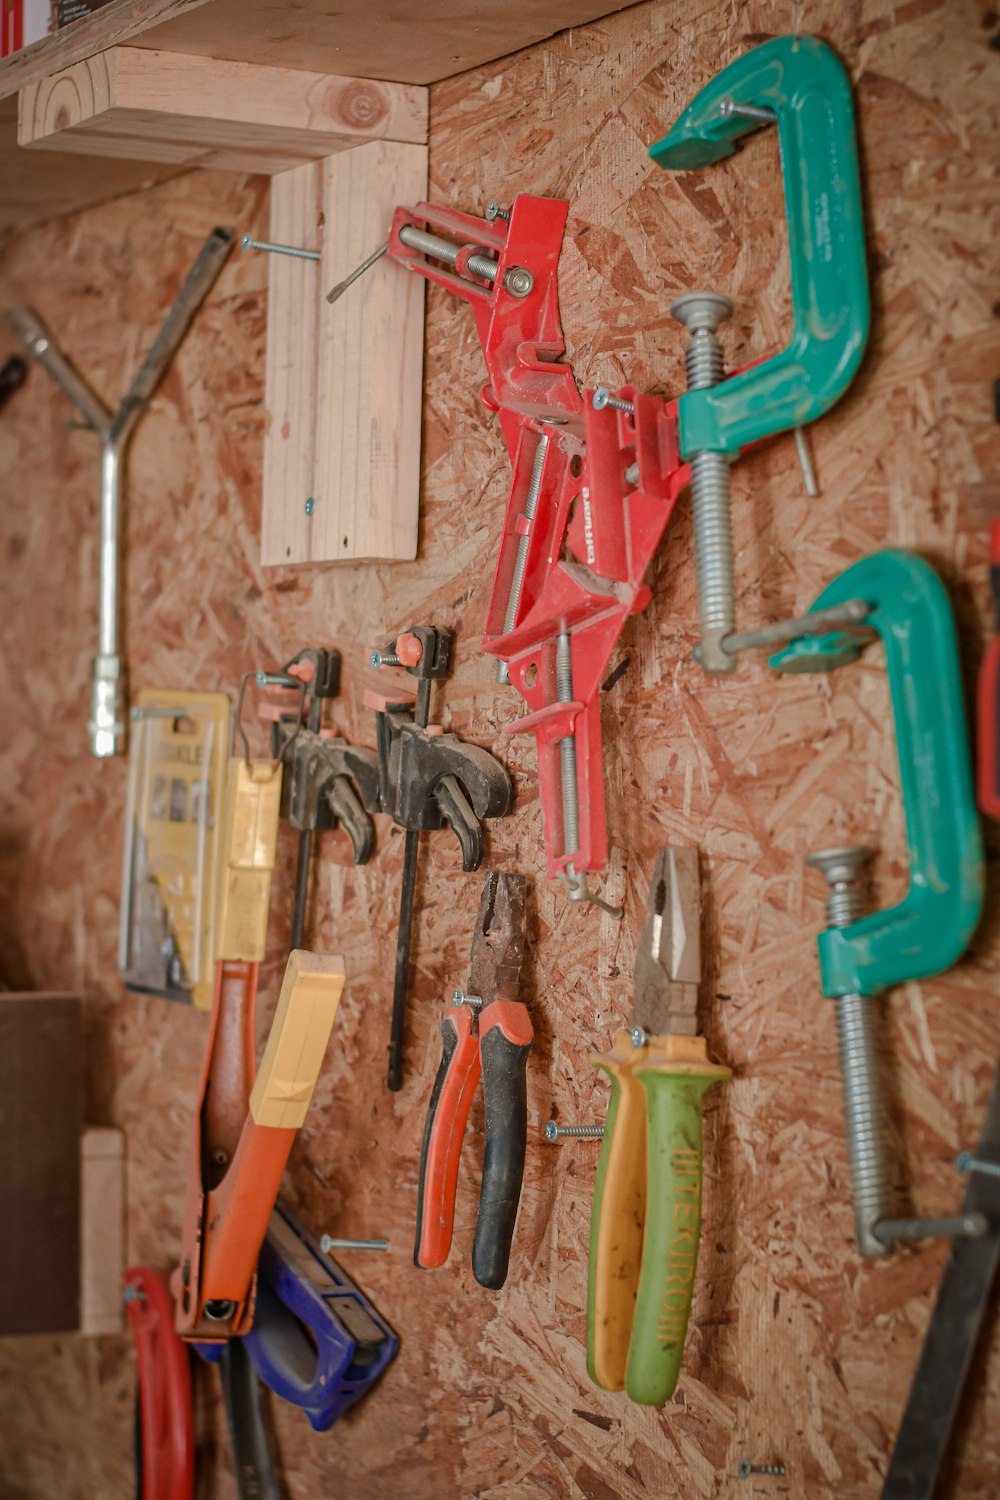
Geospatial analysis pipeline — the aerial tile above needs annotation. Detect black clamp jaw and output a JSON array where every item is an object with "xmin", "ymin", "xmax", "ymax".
[
  {"xmin": 261, "ymin": 648, "xmax": 379, "ymax": 867},
  {"xmin": 368, "ymin": 626, "xmax": 512, "ymax": 869}
]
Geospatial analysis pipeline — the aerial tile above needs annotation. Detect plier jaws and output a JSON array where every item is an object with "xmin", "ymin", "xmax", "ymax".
[{"xmin": 414, "ymin": 872, "xmax": 532, "ymax": 1289}]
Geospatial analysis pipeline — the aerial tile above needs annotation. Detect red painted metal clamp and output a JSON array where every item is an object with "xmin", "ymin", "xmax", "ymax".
[
  {"xmin": 124, "ymin": 1267, "xmax": 195, "ymax": 1500},
  {"xmin": 387, "ymin": 195, "xmax": 693, "ymax": 908}
]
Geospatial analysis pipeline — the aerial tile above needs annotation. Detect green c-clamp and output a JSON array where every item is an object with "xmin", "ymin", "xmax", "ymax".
[
  {"xmin": 649, "ymin": 35, "xmax": 870, "ymax": 458},
  {"xmin": 772, "ymin": 549, "xmax": 984, "ymax": 997}
]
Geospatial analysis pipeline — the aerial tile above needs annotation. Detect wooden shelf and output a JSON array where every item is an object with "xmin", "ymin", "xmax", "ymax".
[{"xmin": 0, "ymin": 0, "xmax": 637, "ymax": 246}]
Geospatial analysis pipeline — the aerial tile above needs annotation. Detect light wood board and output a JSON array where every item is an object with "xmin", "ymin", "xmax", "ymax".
[{"xmin": 19, "ymin": 46, "xmax": 429, "ymax": 173}]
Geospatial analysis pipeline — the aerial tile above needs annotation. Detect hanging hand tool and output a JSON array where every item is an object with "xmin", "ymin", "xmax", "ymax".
[
  {"xmin": 333, "ymin": 37, "xmax": 867, "ymax": 914},
  {"xmin": 880, "ymin": 1058, "xmax": 1000, "ymax": 1500},
  {"xmin": 119, "ymin": 689, "xmax": 231, "ymax": 1009},
  {"xmin": 175, "ymin": 752, "xmax": 346, "ymax": 1341},
  {"xmin": 770, "ymin": 549, "xmax": 984, "ymax": 1257},
  {"xmin": 124, "ymin": 1267, "xmax": 194, "ymax": 1500},
  {"xmin": 242, "ymin": 1201, "xmax": 398, "ymax": 1430},
  {"xmin": 587, "ymin": 847, "xmax": 729, "ymax": 1405},
  {"xmin": 246, "ymin": 648, "xmax": 380, "ymax": 947},
  {"xmin": 367, "ymin": 625, "xmax": 513, "ymax": 1091},
  {"xmin": 414, "ymin": 872, "xmax": 530, "ymax": 1289},
  {"xmin": 977, "ymin": 518, "xmax": 1000, "ymax": 819},
  {"xmin": 646, "ymin": 35, "xmax": 869, "ymax": 672},
  {"xmin": 5, "ymin": 227, "xmax": 234, "ymax": 757}
]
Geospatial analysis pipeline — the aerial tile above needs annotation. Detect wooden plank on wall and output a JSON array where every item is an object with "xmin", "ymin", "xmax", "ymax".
[
  {"xmin": 79, "ymin": 1126, "xmax": 125, "ymax": 1336},
  {"xmin": 260, "ymin": 162, "xmax": 324, "ymax": 567},
  {"xmin": 18, "ymin": 47, "xmax": 428, "ymax": 174},
  {"xmin": 312, "ymin": 140, "xmax": 427, "ymax": 562},
  {"xmin": 0, "ymin": 0, "xmax": 211, "ymax": 102}
]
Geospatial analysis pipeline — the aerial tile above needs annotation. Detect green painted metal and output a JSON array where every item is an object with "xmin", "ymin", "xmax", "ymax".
[
  {"xmin": 771, "ymin": 550, "xmax": 983, "ymax": 997},
  {"xmin": 626, "ymin": 1066, "xmax": 724, "ymax": 1406},
  {"xmin": 649, "ymin": 36, "xmax": 869, "ymax": 458}
]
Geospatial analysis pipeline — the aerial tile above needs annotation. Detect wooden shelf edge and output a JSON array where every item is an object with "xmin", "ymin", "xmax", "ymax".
[{"xmin": 0, "ymin": 0, "xmax": 211, "ymax": 102}]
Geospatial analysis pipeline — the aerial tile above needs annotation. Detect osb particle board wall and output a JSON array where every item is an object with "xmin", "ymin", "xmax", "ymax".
[{"xmin": 0, "ymin": 1, "xmax": 997, "ymax": 1496}]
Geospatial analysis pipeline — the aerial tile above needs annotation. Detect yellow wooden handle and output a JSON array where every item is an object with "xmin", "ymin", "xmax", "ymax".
[
  {"xmin": 215, "ymin": 756, "xmax": 282, "ymax": 962},
  {"xmin": 249, "ymin": 950, "xmax": 345, "ymax": 1128}
]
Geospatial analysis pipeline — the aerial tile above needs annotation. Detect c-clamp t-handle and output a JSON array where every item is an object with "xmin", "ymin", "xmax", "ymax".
[
  {"xmin": 771, "ymin": 550, "xmax": 984, "ymax": 1256},
  {"xmin": 648, "ymin": 37, "xmax": 870, "ymax": 671}
]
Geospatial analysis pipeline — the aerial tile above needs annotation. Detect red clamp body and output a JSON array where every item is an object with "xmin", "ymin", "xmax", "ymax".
[
  {"xmin": 389, "ymin": 195, "xmax": 695, "ymax": 887},
  {"xmin": 124, "ymin": 1267, "xmax": 195, "ymax": 1500}
]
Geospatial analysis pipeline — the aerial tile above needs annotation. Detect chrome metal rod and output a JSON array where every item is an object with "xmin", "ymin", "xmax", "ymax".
[
  {"xmin": 723, "ymin": 598, "xmax": 872, "ymax": 655},
  {"xmin": 326, "ymin": 240, "xmax": 388, "ymax": 305},
  {"xmin": 6, "ymin": 228, "xmax": 234, "ymax": 758},
  {"xmin": 874, "ymin": 1213, "xmax": 989, "ymax": 1245},
  {"xmin": 5, "ymin": 306, "xmax": 112, "ymax": 434},
  {"xmin": 398, "ymin": 223, "xmax": 498, "ymax": 283}
]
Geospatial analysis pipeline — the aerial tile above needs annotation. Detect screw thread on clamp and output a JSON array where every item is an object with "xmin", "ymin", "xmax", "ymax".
[
  {"xmin": 672, "ymin": 292, "xmax": 736, "ymax": 674},
  {"xmin": 807, "ymin": 846, "xmax": 889, "ymax": 1258},
  {"xmin": 497, "ymin": 432, "xmax": 550, "ymax": 684}
]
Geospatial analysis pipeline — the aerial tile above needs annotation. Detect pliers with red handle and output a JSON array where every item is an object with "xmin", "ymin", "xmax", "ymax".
[{"xmin": 414, "ymin": 871, "xmax": 531, "ymax": 1290}]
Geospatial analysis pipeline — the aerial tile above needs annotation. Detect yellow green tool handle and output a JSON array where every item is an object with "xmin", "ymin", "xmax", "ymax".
[
  {"xmin": 626, "ymin": 1062, "xmax": 727, "ymax": 1405},
  {"xmin": 586, "ymin": 1044, "xmax": 646, "ymax": 1390}
]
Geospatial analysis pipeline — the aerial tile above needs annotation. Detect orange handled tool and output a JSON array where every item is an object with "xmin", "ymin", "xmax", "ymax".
[
  {"xmin": 414, "ymin": 872, "xmax": 531, "ymax": 1290},
  {"xmin": 174, "ymin": 757, "xmax": 345, "ymax": 1340}
]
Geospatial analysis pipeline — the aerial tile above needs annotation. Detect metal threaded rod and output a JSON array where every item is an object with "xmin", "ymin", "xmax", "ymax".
[
  {"xmin": 592, "ymin": 387, "xmax": 635, "ymax": 415},
  {"xmin": 497, "ymin": 433, "xmax": 550, "ymax": 683},
  {"xmin": 241, "ymin": 233, "xmax": 320, "ymax": 262},
  {"xmin": 398, "ymin": 223, "xmax": 498, "ymax": 282},
  {"xmin": 836, "ymin": 993, "xmax": 891, "ymax": 1256},
  {"xmin": 556, "ymin": 626, "xmax": 580, "ymax": 861},
  {"xmin": 545, "ymin": 1122, "xmax": 605, "ymax": 1141},
  {"xmin": 672, "ymin": 292, "xmax": 736, "ymax": 674},
  {"xmin": 806, "ymin": 846, "xmax": 889, "ymax": 1258}
]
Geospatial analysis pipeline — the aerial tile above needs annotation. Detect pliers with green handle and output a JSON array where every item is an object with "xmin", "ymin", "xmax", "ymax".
[{"xmin": 587, "ymin": 847, "xmax": 730, "ymax": 1405}]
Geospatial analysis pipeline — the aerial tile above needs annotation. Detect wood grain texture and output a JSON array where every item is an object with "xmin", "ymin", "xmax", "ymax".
[
  {"xmin": 0, "ymin": 1, "xmax": 997, "ymax": 1496},
  {"xmin": 258, "ymin": 162, "xmax": 323, "ymax": 565},
  {"xmin": 129, "ymin": 0, "xmax": 643, "ymax": 89},
  {"xmin": 0, "ymin": 0, "xmax": 211, "ymax": 101},
  {"xmin": 18, "ymin": 46, "xmax": 429, "ymax": 173},
  {"xmin": 311, "ymin": 140, "xmax": 427, "ymax": 562},
  {"xmin": 80, "ymin": 1124, "xmax": 126, "ymax": 1335}
]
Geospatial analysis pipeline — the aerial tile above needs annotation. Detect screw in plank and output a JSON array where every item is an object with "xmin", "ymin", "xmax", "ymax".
[
  {"xmin": 485, "ymin": 201, "xmax": 511, "ymax": 222},
  {"xmin": 304, "ymin": 496, "xmax": 315, "ymax": 515},
  {"xmin": 370, "ymin": 649, "xmax": 402, "ymax": 669},
  {"xmin": 671, "ymin": 291, "xmax": 736, "ymax": 673},
  {"xmin": 545, "ymin": 1122, "xmax": 605, "ymax": 1142},
  {"xmin": 241, "ymin": 233, "xmax": 320, "ymax": 262}
]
